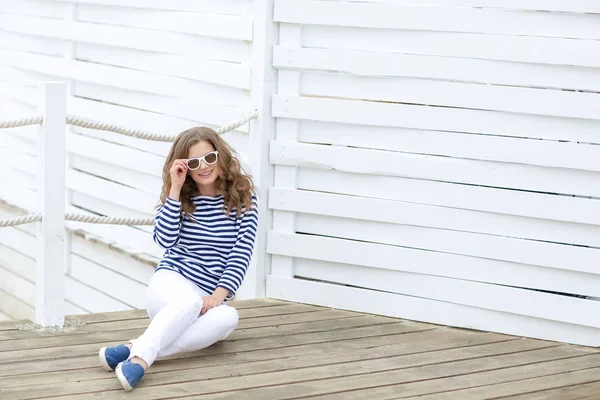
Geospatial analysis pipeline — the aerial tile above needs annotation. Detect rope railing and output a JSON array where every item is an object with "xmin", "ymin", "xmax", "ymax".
[
  {"xmin": 0, "ymin": 110, "xmax": 258, "ymax": 141},
  {"xmin": 0, "ymin": 109, "xmax": 258, "ymax": 229},
  {"xmin": 0, "ymin": 213, "xmax": 154, "ymax": 228}
]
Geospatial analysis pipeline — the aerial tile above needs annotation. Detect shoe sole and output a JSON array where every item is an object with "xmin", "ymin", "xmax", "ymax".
[
  {"xmin": 115, "ymin": 363, "xmax": 134, "ymax": 391},
  {"xmin": 98, "ymin": 347, "xmax": 114, "ymax": 372}
]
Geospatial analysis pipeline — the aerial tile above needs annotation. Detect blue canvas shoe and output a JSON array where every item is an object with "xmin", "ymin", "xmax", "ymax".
[
  {"xmin": 115, "ymin": 360, "xmax": 145, "ymax": 391},
  {"xmin": 98, "ymin": 344, "xmax": 130, "ymax": 371}
]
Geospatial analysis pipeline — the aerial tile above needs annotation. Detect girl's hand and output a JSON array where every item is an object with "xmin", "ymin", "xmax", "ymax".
[
  {"xmin": 169, "ymin": 159, "xmax": 188, "ymax": 190},
  {"xmin": 200, "ymin": 295, "xmax": 222, "ymax": 315}
]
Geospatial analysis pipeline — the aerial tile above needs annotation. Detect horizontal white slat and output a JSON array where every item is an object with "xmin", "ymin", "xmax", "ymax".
[
  {"xmin": 266, "ymin": 276, "xmax": 600, "ymax": 347},
  {"xmin": 76, "ymin": 43, "xmax": 251, "ymax": 91},
  {"xmin": 268, "ymin": 188, "xmax": 600, "ymax": 247},
  {"xmin": 71, "ymin": 192, "xmax": 154, "ymax": 221},
  {"xmin": 71, "ymin": 155, "xmax": 161, "ymax": 195},
  {"xmin": 49, "ymin": 0, "xmax": 249, "ymax": 15},
  {"xmin": 275, "ymin": 0, "xmax": 600, "ymax": 39},
  {"xmin": 0, "ymin": 288, "xmax": 33, "ymax": 321},
  {"xmin": 77, "ymin": 4, "xmax": 253, "ymax": 40},
  {"xmin": 274, "ymin": 47, "xmax": 600, "ymax": 92},
  {"xmin": 0, "ymin": 31, "xmax": 65, "ymax": 57},
  {"xmin": 360, "ymin": 0, "xmax": 600, "ymax": 13},
  {"xmin": 74, "ymin": 83, "xmax": 248, "ymax": 132},
  {"xmin": 302, "ymin": 26, "xmax": 600, "ymax": 68},
  {"xmin": 273, "ymin": 95, "xmax": 600, "ymax": 144},
  {"xmin": 292, "ymin": 258, "xmax": 600, "ymax": 328},
  {"xmin": 298, "ymin": 120, "xmax": 600, "ymax": 173},
  {"xmin": 267, "ymin": 232, "xmax": 600, "ymax": 297},
  {"xmin": 0, "ymin": 265, "xmax": 34, "ymax": 308},
  {"xmin": 270, "ymin": 141, "xmax": 600, "ymax": 199},
  {"xmin": 0, "ymin": 14, "xmax": 251, "ymax": 63},
  {"xmin": 302, "ymin": 72, "xmax": 600, "ymax": 121},
  {"xmin": 295, "ymin": 213, "xmax": 600, "ymax": 275},
  {"xmin": 0, "ymin": 49, "xmax": 249, "ymax": 104},
  {"xmin": 0, "ymin": 0, "xmax": 67, "ymax": 19},
  {"xmin": 297, "ymin": 168, "xmax": 600, "ymax": 226},
  {"xmin": 68, "ymin": 132, "xmax": 164, "ymax": 179}
]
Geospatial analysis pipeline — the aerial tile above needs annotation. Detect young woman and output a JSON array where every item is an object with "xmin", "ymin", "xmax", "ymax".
[{"xmin": 98, "ymin": 127, "xmax": 259, "ymax": 391}]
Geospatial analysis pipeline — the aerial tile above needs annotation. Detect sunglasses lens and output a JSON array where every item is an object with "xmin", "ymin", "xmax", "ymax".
[
  {"xmin": 204, "ymin": 152, "xmax": 217, "ymax": 164},
  {"xmin": 187, "ymin": 159, "xmax": 200, "ymax": 169}
]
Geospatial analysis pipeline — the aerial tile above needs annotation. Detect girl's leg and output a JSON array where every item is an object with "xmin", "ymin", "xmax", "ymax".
[
  {"xmin": 158, "ymin": 303, "xmax": 239, "ymax": 358},
  {"xmin": 128, "ymin": 269, "xmax": 203, "ymax": 368}
]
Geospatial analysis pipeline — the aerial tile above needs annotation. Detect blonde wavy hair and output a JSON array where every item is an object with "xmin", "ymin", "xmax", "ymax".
[{"xmin": 159, "ymin": 127, "xmax": 255, "ymax": 217}]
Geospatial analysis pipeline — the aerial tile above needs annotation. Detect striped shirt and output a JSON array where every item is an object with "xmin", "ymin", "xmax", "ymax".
[{"xmin": 153, "ymin": 194, "xmax": 258, "ymax": 299}]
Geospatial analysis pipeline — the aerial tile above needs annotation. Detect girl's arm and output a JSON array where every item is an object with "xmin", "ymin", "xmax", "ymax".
[
  {"xmin": 153, "ymin": 197, "xmax": 182, "ymax": 249},
  {"xmin": 216, "ymin": 196, "xmax": 259, "ymax": 298}
]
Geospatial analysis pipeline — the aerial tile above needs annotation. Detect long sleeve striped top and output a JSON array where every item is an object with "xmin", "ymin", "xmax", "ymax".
[{"xmin": 153, "ymin": 194, "xmax": 258, "ymax": 298}]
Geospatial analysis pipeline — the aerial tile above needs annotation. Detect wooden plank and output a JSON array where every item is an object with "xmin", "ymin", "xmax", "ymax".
[
  {"xmin": 267, "ymin": 277, "xmax": 600, "ymax": 347},
  {"xmin": 302, "ymin": 71, "xmax": 600, "ymax": 122},
  {"xmin": 267, "ymin": 231, "xmax": 600, "ymax": 298},
  {"xmin": 0, "ymin": 327, "xmax": 513, "ymax": 389},
  {"xmin": 269, "ymin": 188, "xmax": 600, "ymax": 247},
  {"xmin": 505, "ymin": 381, "xmax": 600, "ymax": 400},
  {"xmin": 297, "ymin": 168, "xmax": 600, "ymax": 227},
  {"xmin": 274, "ymin": 94, "xmax": 600, "ymax": 144},
  {"xmin": 29, "ymin": 342, "xmax": 593, "ymax": 400},
  {"xmin": 0, "ymin": 312, "xmax": 382, "ymax": 352},
  {"xmin": 274, "ymin": 0, "xmax": 600, "ymax": 39},
  {"xmin": 0, "ymin": 15, "xmax": 251, "ymax": 63},
  {"xmin": 77, "ymin": 4, "xmax": 253, "ymax": 40},
  {"xmin": 0, "ymin": 31, "xmax": 64, "ymax": 57},
  {"xmin": 297, "ymin": 119, "xmax": 600, "ymax": 176},
  {"xmin": 270, "ymin": 139, "xmax": 600, "ymax": 200},
  {"xmin": 0, "ymin": 321, "xmax": 430, "ymax": 365},
  {"xmin": 75, "ymin": 43, "xmax": 251, "ymax": 91},
  {"xmin": 411, "ymin": 371, "xmax": 600, "ymax": 399},
  {"xmin": 0, "ymin": 0, "xmax": 67, "ymax": 18},
  {"xmin": 275, "ymin": 47, "xmax": 600, "ymax": 93},
  {"xmin": 302, "ymin": 26, "xmax": 600, "ymax": 68},
  {"xmin": 49, "ymin": 0, "xmax": 248, "ymax": 15},
  {"xmin": 291, "ymin": 258, "xmax": 600, "ymax": 329},
  {"xmin": 294, "ymin": 210, "xmax": 600, "ymax": 276},
  {"xmin": 361, "ymin": 0, "xmax": 600, "ymax": 13}
]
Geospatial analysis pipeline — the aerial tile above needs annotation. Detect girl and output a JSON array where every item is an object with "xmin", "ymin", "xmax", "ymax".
[{"xmin": 98, "ymin": 127, "xmax": 259, "ymax": 391}]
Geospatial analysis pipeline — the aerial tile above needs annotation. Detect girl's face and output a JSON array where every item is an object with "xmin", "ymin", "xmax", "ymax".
[{"xmin": 187, "ymin": 140, "xmax": 220, "ymax": 190}]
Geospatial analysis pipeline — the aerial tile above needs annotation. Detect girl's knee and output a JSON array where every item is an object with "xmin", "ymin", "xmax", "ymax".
[{"xmin": 216, "ymin": 305, "xmax": 239, "ymax": 331}]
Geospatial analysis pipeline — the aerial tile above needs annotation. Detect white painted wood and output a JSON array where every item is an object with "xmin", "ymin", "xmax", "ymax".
[
  {"xmin": 76, "ymin": 4, "xmax": 253, "ymax": 40},
  {"xmin": 274, "ymin": 0, "xmax": 600, "ymax": 39},
  {"xmin": 273, "ymin": 95, "xmax": 600, "ymax": 144},
  {"xmin": 36, "ymin": 82, "xmax": 66, "ymax": 327},
  {"xmin": 0, "ymin": 14, "xmax": 252, "ymax": 63},
  {"xmin": 270, "ymin": 141, "xmax": 600, "ymax": 198},
  {"xmin": 0, "ymin": 0, "xmax": 67, "ymax": 18},
  {"xmin": 236, "ymin": 0, "xmax": 277, "ymax": 300},
  {"xmin": 351, "ymin": 0, "xmax": 600, "ymax": 13},
  {"xmin": 302, "ymin": 26, "xmax": 600, "ymax": 68},
  {"xmin": 297, "ymin": 120, "xmax": 600, "ymax": 173},
  {"xmin": 0, "ymin": 31, "xmax": 65, "ymax": 57},
  {"xmin": 301, "ymin": 71, "xmax": 600, "ymax": 121},
  {"xmin": 267, "ymin": 232, "xmax": 600, "ymax": 298},
  {"xmin": 266, "ymin": 277, "xmax": 600, "ymax": 347},
  {"xmin": 75, "ymin": 43, "xmax": 251, "ymax": 90},
  {"xmin": 292, "ymin": 258, "xmax": 600, "ymax": 328},
  {"xmin": 0, "ymin": 289, "xmax": 34, "ymax": 321},
  {"xmin": 274, "ymin": 47, "xmax": 600, "ymax": 92},
  {"xmin": 268, "ymin": 188, "xmax": 600, "ymax": 247},
  {"xmin": 294, "ymin": 213, "xmax": 600, "ymax": 275},
  {"xmin": 269, "ymin": 23, "xmax": 303, "ymax": 281},
  {"xmin": 49, "ymin": 0, "xmax": 249, "ymax": 15}
]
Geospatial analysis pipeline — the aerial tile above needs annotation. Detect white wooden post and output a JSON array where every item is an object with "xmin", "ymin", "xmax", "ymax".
[
  {"xmin": 236, "ymin": 0, "xmax": 277, "ymax": 299},
  {"xmin": 268, "ymin": 23, "xmax": 302, "ymax": 281},
  {"xmin": 36, "ymin": 82, "xmax": 67, "ymax": 327}
]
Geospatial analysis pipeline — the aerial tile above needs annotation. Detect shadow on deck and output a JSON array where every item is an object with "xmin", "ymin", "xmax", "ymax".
[{"xmin": 1, "ymin": 299, "xmax": 600, "ymax": 399}]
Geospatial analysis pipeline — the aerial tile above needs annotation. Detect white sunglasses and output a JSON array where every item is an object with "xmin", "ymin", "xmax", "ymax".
[{"xmin": 186, "ymin": 151, "xmax": 218, "ymax": 170}]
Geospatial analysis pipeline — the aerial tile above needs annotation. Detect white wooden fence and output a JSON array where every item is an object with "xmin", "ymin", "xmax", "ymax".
[
  {"xmin": 3, "ymin": 0, "xmax": 600, "ymax": 346},
  {"xmin": 265, "ymin": 0, "xmax": 600, "ymax": 347}
]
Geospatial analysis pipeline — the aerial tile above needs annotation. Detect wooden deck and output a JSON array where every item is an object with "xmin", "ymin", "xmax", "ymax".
[{"xmin": 1, "ymin": 299, "xmax": 600, "ymax": 399}]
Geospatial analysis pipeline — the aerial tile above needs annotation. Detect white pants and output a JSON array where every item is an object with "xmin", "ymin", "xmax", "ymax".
[{"xmin": 128, "ymin": 269, "xmax": 239, "ymax": 367}]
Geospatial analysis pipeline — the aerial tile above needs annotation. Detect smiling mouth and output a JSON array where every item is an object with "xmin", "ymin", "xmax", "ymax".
[{"xmin": 198, "ymin": 170, "xmax": 213, "ymax": 177}]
